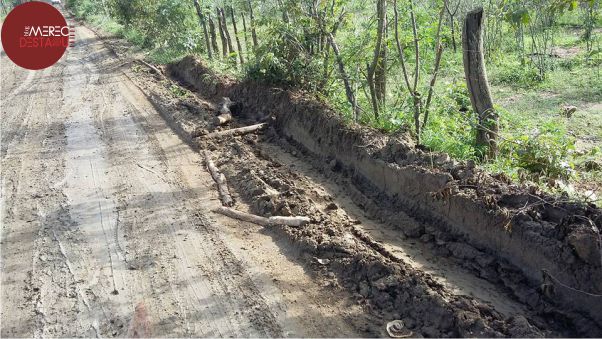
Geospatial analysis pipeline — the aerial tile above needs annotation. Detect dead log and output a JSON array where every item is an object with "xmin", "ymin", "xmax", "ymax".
[
  {"xmin": 214, "ymin": 206, "xmax": 310, "ymax": 227},
  {"xmin": 213, "ymin": 113, "xmax": 232, "ymax": 125},
  {"xmin": 204, "ymin": 123, "xmax": 266, "ymax": 139},
  {"xmin": 462, "ymin": 8, "xmax": 498, "ymax": 159},
  {"xmin": 269, "ymin": 215, "xmax": 311, "ymax": 227},
  {"xmin": 204, "ymin": 151, "xmax": 234, "ymax": 206}
]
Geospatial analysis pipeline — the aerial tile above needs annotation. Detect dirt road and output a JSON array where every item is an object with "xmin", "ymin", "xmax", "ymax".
[{"xmin": 1, "ymin": 21, "xmax": 366, "ymax": 337}]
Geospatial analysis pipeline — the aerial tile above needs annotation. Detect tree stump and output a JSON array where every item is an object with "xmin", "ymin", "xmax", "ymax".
[{"xmin": 462, "ymin": 8, "xmax": 498, "ymax": 159}]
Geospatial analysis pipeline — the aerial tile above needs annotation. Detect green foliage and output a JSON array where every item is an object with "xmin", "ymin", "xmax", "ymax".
[
  {"xmin": 245, "ymin": 22, "xmax": 322, "ymax": 89},
  {"xmin": 498, "ymin": 122, "xmax": 577, "ymax": 179},
  {"xmin": 491, "ymin": 61, "xmax": 543, "ymax": 87}
]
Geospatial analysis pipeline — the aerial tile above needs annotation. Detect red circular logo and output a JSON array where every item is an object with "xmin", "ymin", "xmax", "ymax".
[{"xmin": 1, "ymin": 2, "xmax": 72, "ymax": 70}]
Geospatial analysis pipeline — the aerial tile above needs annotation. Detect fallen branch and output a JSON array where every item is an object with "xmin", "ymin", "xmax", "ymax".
[
  {"xmin": 204, "ymin": 123, "xmax": 266, "ymax": 139},
  {"xmin": 213, "ymin": 113, "xmax": 232, "ymax": 125},
  {"xmin": 136, "ymin": 59, "xmax": 163, "ymax": 76},
  {"xmin": 204, "ymin": 151, "xmax": 234, "ymax": 206},
  {"xmin": 214, "ymin": 206, "xmax": 310, "ymax": 227}
]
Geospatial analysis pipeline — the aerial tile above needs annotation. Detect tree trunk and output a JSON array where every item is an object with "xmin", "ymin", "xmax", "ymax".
[
  {"xmin": 216, "ymin": 8, "xmax": 228, "ymax": 58},
  {"xmin": 241, "ymin": 12, "xmax": 250, "ymax": 53},
  {"xmin": 208, "ymin": 17, "xmax": 220, "ymax": 57},
  {"xmin": 219, "ymin": 8, "xmax": 235, "ymax": 56},
  {"xmin": 327, "ymin": 33, "xmax": 360, "ymax": 121},
  {"xmin": 423, "ymin": 44, "xmax": 443, "ymax": 127},
  {"xmin": 247, "ymin": 0, "xmax": 259, "ymax": 49},
  {"xmin": 229, "ymin": 7, "xmax": 245, "ymax": 64},
  {"xmin": 463, "ymin": 8, "xmax": 498, "ymax": 159},
  {"xmin": 367, "ymin": 0, "xmax": 387, "ymax": 120},
  {"xmin": 192, "ymin": 0, "xmax": 212, "ymax": 59},
  {"xmin": 450, "ymin": 17, "xmax": 457, "ymax": 52}
]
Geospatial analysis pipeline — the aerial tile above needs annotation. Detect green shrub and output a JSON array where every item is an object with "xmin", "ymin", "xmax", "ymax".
[
  {"xmin": 499, "ymin": 122, "xmax": 576, "ymax": 179},
  {"xmin": 491, "ymin": 62, "xmax": 543, "ymax": 87},
  {"xmin": 244, "ymin": 22, "xmax": 322, "ymax": 90}
]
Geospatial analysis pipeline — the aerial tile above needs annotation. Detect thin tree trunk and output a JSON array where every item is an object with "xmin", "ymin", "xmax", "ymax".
[
  {"xmin": 422, "ymin": 2, "xmax": 446, "ymax": 127},
  {"xmin": 247, "ymin": 0, "xmax": 259, "ymax": 49},
  {"xmin": 327, "ymin": 33, "xmax": 360, "ymax": 121},
  {"xmin": 463, "ymin": 8, "xmax": 498, "ymax": 159},
  {"xmin": 229, "ymin": 7, "xmax": 245, "ymax": 64},
  {"xmin": 216, "ymin": 8, "xmax": 228, "ymax": 58},
  {"xmin": 446, "ymin": 0, "xmax": 460, "ymax": 53},
  {"xmin": 241, "ymin": 12, "xmax": 250, "ymax": 54},
  {"xmin": 451, "ymin": 18, "xmax": 457, "ymax": 52},
  {"xmin": 208, "ymin": 17, "xmax": 220, "ymax": 57},
  {"xmin": 193, "ymin": 0, "xmax": 212, "ymax": 59},
  {"xmin": 219, "ymin": 8, "xmax": 234, "ymax": 56},
  {"xmin": 374, "ymin": 0, "xmax": 387, "ymax": 119},
  {"xmin": 367, "ymin": 0, "xmax": 387, "ymax": 120},
  {"xmin": 393, "ymin": 0, "xmax": 412, "ymax": 96},
  {"xmin": 423, "ymin": 44, "xmax": 443, "ymax": 127}
]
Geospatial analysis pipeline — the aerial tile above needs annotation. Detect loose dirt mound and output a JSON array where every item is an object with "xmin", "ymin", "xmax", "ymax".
[{"xmin": 143, "ymin": 55, "xmax": 602, "ymax": 336}]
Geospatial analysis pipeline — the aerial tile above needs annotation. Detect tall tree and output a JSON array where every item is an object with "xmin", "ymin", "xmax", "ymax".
[
  {"xmin": 393, "ymin": 0, "xmax": 445, "ymax": 143},
  {"xmin": 241, "ymin": 12, "xmax": 250, "ymax": 53},
  {"xmin": 312, "ymin": 1, "xmax": 360, "ymax": 120},
  {"xmin": 367, "ymin": 0, "xmax": 387, "ymax": 120},
  {"xmin": 216, "ymin": 7, "xmax": 228, "ymax": 58},
  {"xmin": 192, "ymin": 0, "xmax": 212, "ymax": 59},
  {"xmin": 247, "ymin": 0, "xmax": 259, "ymax": 49},
  {"xmin": 229, "ymin": 6, "xmax": 245, "ymax": 64},
  {"xmin": 208, "ymin": 16, "xmax": 220, "ymax": 57},
  {"xmin": 219, "ymin": 7, "xmax": 235, "ymax": 57}
]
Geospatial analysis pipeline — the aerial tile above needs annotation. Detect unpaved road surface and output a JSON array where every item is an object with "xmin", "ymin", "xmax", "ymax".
[{"xmin": 1, "ymin": 20, "xmax": 366, "ymax": 337}]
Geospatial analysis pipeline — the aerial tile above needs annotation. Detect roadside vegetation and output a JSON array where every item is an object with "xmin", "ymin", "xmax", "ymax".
[{"xmin": 4, "ymin": 0, "xmax": 600, "ymax": 200}]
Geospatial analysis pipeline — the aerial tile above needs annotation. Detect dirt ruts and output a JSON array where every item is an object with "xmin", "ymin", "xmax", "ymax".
[{"xmin": 98, "ymin": 51, "xmax": 601, "ymax": 336}]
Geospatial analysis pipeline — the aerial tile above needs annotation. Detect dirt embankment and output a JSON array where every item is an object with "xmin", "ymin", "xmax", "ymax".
[{"xmin": 128, "ymin": 54, "xmax": 602, "ymax": 336}]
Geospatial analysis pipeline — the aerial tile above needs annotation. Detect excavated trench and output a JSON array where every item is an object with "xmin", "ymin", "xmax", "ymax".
[{"xmin": 126, "ymin": 55, "xmax": 601, "ymax": 337}]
